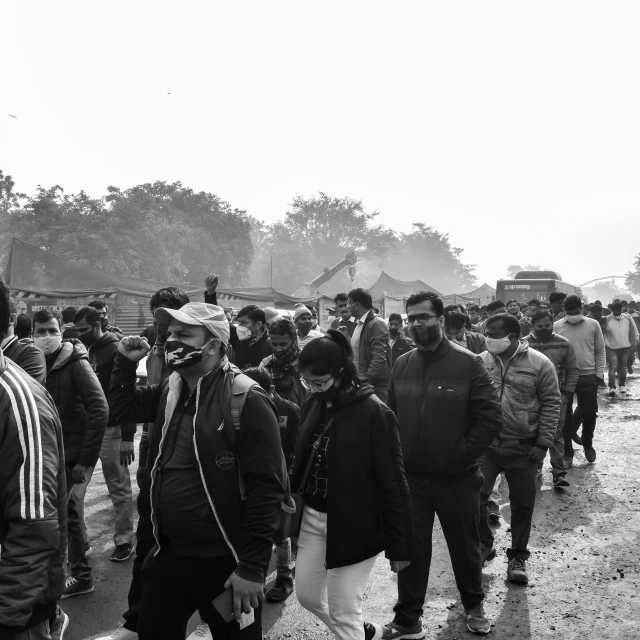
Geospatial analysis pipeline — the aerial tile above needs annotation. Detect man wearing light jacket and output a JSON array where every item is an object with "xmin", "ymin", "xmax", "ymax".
[
  {"xmin": 602, "ymin": 301, "xmax": 639, "ymax": 396},
  {"xmin": 479, "ymin": 313, "xmax": 561, "ymax": 586}
]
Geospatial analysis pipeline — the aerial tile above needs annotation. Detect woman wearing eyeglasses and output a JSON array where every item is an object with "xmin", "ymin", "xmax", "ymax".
[{"xmin": 290, "ymin": 330, "xmax": 413, "ymax": 640}]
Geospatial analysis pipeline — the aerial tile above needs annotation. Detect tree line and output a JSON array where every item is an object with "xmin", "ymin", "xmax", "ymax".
[{"xmin": 0, "ymin": 170, "xmax": 479, "ymax": 294}]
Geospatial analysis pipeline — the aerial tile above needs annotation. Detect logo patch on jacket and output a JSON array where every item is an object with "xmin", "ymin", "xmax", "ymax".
[
  {"xmin": 216, "ymin": 451, "xmax": 235, "ymax": 470},
  {"xmin": 278, "ymin": 416, "xmax": 288, "ymax": 428}
]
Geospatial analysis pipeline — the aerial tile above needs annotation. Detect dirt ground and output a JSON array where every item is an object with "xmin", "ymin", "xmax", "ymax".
[{"xmin": 64, "ymin": 375, "xmax": 640, "ymax": 640}]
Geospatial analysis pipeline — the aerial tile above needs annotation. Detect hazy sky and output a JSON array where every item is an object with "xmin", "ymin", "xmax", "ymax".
[{"xmin": 2, "ymin": 1, "xmax": 639, "ymax": 289}]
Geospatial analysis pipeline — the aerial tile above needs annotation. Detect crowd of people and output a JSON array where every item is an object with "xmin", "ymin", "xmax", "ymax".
[{"xmin": 1, "ymin": 273, "xmax": 638, "ymax": 640}]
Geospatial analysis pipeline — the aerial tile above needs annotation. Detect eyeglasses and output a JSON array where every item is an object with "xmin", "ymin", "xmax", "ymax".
[
  {"xmin": 406, "ymin": 313, "xmax": 439, "ymax": 325},
  {"xmin": 300, "ymin": 376, "xmax": 334, "ymax": 392}
]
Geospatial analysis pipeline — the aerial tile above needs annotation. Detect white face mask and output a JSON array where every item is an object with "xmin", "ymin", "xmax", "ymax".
[
  {"xmin": 34, "ymin": 335, "xmax": 62, "ymax": 356},
  {"xmin": 236, "ymin": 326, "xmax": 252, "ymax": 342},
  {"xmin": 485, "ymin": 335, "xmax": 512, "ymax": 355},
  {"xmin": 565, "ymin": 314, "xmax": 583, "ymax": 325}
]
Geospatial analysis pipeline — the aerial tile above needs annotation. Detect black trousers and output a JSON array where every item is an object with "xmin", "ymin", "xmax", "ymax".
[
  {"xmin": 393, "ymin": 471, "xmax": 484, "ymax": 626},
  {"xmin": 564, "ymin": 375, "xmax": 599, "ymax": 458},
  {"xmin": 123, "ymin": 474, "xmax": 155, "ymax": 632},
  {"xmin": 138, "ymin": 547, "xmax": 262, "ymax": 640}
]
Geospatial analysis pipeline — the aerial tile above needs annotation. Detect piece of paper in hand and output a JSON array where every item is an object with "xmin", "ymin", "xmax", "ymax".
[{"xmin": 240, "ymin": 609, "xmax": 255, "ymax": 630}]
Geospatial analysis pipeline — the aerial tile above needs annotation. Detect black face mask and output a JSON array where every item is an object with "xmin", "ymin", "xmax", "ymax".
[
  {"xmin": 312, "ymin": 386, "xmax": 342, "ymax": 403},
  {"xmin": 535, "ymin": 328, "xmax": 553, "ymax": 342}
]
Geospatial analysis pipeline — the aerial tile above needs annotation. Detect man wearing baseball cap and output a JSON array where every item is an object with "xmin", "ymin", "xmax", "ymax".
[{"xmin": 109, "ymin": 302, "xmax": 288, "ymax": 640}]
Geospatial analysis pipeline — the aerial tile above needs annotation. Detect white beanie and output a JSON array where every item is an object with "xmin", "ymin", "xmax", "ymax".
[{"xmin": 294, "ymin": 305, "xmax": 312, "ymax": 323}]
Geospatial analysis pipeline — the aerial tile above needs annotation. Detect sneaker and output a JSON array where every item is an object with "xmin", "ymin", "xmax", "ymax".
[
  {"xmin": 553, "ymin": 474, "xmax": 570, "ymax": 488},
  {"xmin": 464, "ymin": 603, "xmax": 491, "ymax": 634},
  {"xmin": 95, "ymin": 625, "xmax": 139, "ymax": 640},
  {"xmin": 584, "ymin": 447, "xmax": 596, "ymax": 463},
  {"xmin": 507, "ymin": 558, "xmax": 528, "ymax": 585},
  {"xmin": 563, "ymin": 456, "xmax": 573, "ymax": 469},
  {"xmin": 50, "ymin": 606, "xmax": 70, "ymax": 640},
  {"xmin": 487, "ymin": 501, "xmax": 500, "ymax": 522},
  {"xmin": 265, "ymin": 577, "xmax": 294, "ymax": 602},
  {"xmin": 187, "ymin": 621, "xmax": 213, "ymax": 640},
  {"xmin": 381, "ymin": 621, "xmax": 426, "ymax": 640},
  {"xmin": 572, "ymin": 433, "xmax": 583, "ymax": 446},
  {"xmin": 111, "ymin": 543, "xmax": 133, "ymax": 562},
  {"xmin": 61, "ymin": 575, "xmax": 94, "ymax": 598},
  {"xmin": 364, "ymin": 622, "xmax": 383, "ymax": 640},
  {"xmin": 481, "ymin": 546, "xmax": 496, "ymax": 565},
  {"xmin": 619, "ymin": 386, "xmax": 627, "ymax": 394},
  {"xmin": 608, "ymin": 389, "xmax": 616, "ymax": 397}
]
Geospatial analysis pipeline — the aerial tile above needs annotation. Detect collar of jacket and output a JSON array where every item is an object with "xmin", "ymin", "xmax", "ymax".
[
  {"xmin": 1, "ymin": 335, "xmax": 18, "ymax": 351},
  {"xmin": 0, "ymin": 347, "xmax": 6, "ymax": 374}
]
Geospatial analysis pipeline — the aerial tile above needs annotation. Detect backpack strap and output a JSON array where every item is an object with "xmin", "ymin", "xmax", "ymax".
[{"xmin": 230, "ymin": 373, "xmax": 257, "ymax": 429}]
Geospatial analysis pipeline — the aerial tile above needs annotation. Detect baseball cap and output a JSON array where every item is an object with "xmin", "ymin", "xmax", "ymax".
[{"xmin": 154, "ymin": 302, "xmax": 230, "ymax": 345}]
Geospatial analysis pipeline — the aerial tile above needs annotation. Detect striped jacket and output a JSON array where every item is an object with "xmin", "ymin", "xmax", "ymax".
[
  {"xmin": 0, "ymin": 350, "xmax": 67, "ymax": 637},
  {"xmin": 524, "ymin": 331, "xmax": 579, "ymax": 394}
]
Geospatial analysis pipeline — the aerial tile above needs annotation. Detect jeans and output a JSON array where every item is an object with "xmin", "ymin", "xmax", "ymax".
[
  {"xmin": 489, "ymin": 474, "xmax": 502, "ymax": 505},
  {"xmin": 138, "ymin": 547, "xmax": 261, "ymax": 640},
  {"xmin": 549, "ymin": 396, "xmax": 568, "ymax": 476},
  {"xmin": 66, "ymin": 468, "xmax": 93, "ymax": 582},
  {"xmin": 276, "ymin": 538, "xmax": 293, "ymax": 583},
  {"xmin": 627, "ymin": 346, "xmax": 636, "ymax": 371},
  {"xmin": 564, "ymin": 375, "xmax": 599, "ymax": 458},
  {"xmin": 296, "ymin": 507, "xmax": 378, "ymax": 640},
  {"xmin": 123, "ymin": 472, "xmax": 154, "ymax": 632},
  {"xmin": 13, "ymin": 621, "xmax": 52, "ymax": 640},
  {"xmin": 607, "ymin": 347, "xmax": 630, "ymax": 389},
  {"xmin": 479, "ymin": 446, "xmax": 538, "ymax": 561},
  {"xmin": 393, "ymin": 471, "xmax": 484, "ymax": 627}
]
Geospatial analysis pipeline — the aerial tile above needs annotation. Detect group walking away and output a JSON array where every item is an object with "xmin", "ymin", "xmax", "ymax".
[{"xmin": 0, "ymin": 273, "xmax": 635, "ymax": 640}]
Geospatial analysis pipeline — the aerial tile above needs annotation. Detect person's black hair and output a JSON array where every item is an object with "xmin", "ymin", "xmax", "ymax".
[
  {"xmin": 243, "ymin": 367, "xmax": 273, "ymax": 393},
  {"xmin": 61, "ymin": 306, "xmax": 78, "ymax": 323},
  {"xmin": 487, "ymin": 300, "xmax": 506, "ymax": 313},
  {"xmin": 519, "ymin": 303, "xmax": 528, "ymax": 310},
  {"xmin": 611, "ymin": 302, "xmax": 623, "ymax": 313},
  {"xmin": 334, "ymin": 293, "xmax": 348, "ymax": 304},
  {"xmin": 33, "ymin": 309, "xmax": 61, "ymax": 328},
  {"xmin": 298, "ymin": 329, "xmax": 366, "ymax": 389},
  {"xmin": 372, "ymin": 307, "xmax": 380, "ymax": 315},
  {"xmin": 74, "ymin": 306, "xmax": 102, "ymax": 327},
  {"xmin": 444, "ymin": 304, "xmax": 461, "ymax": 313},
  {"xmin": 388, "ymin": 313, "xmax": 403, "ymax": 323},
  {"xmin": 480, "ymin": 305, "xmax": 488, "ymax": 312},
  {"xmin": 620, "ymin": 300, "xmax": 628, "ymax": 306},
  {"xmin": 613, "ymin": 298, "xmax": 620, "ymax": 303},
  {"xmin": 149, "ymin": 287, "xmax": 189, "ymax": 312},
  {"xmin": 590, "ymin": 304, "xmax": 603, "ymax": 313},
  {"xmin": 468, "ymin": 304, "xmax": 480, "ymax": 313},
  {"xmin": 531, "ymin": 310, "xmax": 553, "ymax": 325},
  {"xmin": 348, "ymin": 288, "xmax": 373, "ymax": 310},
  {"xmin": 594, "ymin": 300, "xmax": 602, "ymax": 306},
  {"xmin": 237, "ymin": 305, "xmax": 266, "ymax": 325},
  {"xmin": 549, "ymin": 292, "xmax": 567, "ymax": 304},
  {"xmin": 564, "ymin": 295, "xmax": 582, "ymax": 311},
  {"xmin": 506, "ymin": 299, "xmax": 519, "ymax": 307},
  {"xmin": 0, "ymin": 278, "xmax": 11, "ymax": 341},
  {"xmin": 444, "ymin": 311, "xmax": 467, "ymax": 331},
  {"xmin": 528, "ymin": 299, "xmax": 541, "ymax": 308},
  {"xmin": 269, "ymin": 318, "xmax": 296, "ymax": 339},
  {"xmin": 406, "ymin": 291, "xmax": 444, "ymax": 317},
  {"xmin": 88, "ymin": 300, "xmax": 107, "ymax": 312},
  {"xmin": 485, "ymin": 313, "xmax": 521, "ymax": 338},
  {"xmin": 15, "ymin": 314, "xmax": 32, "ymax": 340}
]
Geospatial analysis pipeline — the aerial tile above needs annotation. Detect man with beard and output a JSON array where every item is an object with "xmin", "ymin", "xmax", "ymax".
[
  {"xmin": 388, "ymin": 313, "xmax": 414, "ymax": 366},
  {"xmin": 524, "ymin": 310, "xmax": 579, "ymax": 487},
  {"xmin": 329, "ymin": 293, "xmax": 356, "ymax": 337},
  {"xmin": 382, "ymin": 292, "xmax": 503, "ymax": 638},
  {"xmin": 293, "ymin": 305, "xmax": 324, "ymax": 350}
]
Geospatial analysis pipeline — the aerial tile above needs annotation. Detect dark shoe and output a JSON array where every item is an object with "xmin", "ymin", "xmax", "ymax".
[
  {"xmin": 364, "ymin": 622, "xmax": 383, "ymax": 640},
  {"xmin": 584, "ymin": 447, "xmax": 597, "ymax": 463},
  {"xmin": 50, "ymin": 606, "xmax": 70, "ymax": 640},
  {"xmin": 465, "ymin": 603, "xmax": 491, "ymax": 634},
  {"xmin": 507, "ymin": 558, "xmax": 528, "ymax": 585},
  {"xmin": 481, "ymin": 546, "xmax": 496, "ymax": 565},
  {"xmin": 110, "ymin": 543, "xmax": 133, "ymax": 562},
  {"xmin": 487, "ymin": 501, "xmax": 500, "ymax": 522},
  {"xmin": 381, "ymin": 621, "xmax": 426, "ymax": 640},
  {"xmin": 553, "ymin": 474, "xmax": 570, "ymax": 488},
  {"xmin": 265, "ymin": 577, "xmax": 294, "ymax": 602},
  {"xmin": 61, "ymin": 575, "xmax": 94, "ymax": 598},
  {"xmin": 563, "ymin": 456, "xmax": 573, "ymax": 469},
  {"xmin": 628, "ymin": 367, "xmax": 634, "ymax": 375},
  {"xmin": 572, "ymin": 433, "xmax": 583, "ymax": 446},
  {"xmin": 608, "ymin": 389, "xmax": 616, "ymax": 398}
]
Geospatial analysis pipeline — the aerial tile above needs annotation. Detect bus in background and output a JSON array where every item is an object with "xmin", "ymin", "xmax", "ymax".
[{"xmin": 496, "ymin": 270, "xmax": 585, "ymax": 303}]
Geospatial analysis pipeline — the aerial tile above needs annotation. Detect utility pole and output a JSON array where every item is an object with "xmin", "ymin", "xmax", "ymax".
[{"xmin": 270, "ymin": 256, "xmax": 273, "ymax": 289}]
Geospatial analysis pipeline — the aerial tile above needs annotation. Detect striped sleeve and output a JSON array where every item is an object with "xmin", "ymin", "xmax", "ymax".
[{"xmin": 0, "ymin": 365, "xmax": 45, "ymax": 520}]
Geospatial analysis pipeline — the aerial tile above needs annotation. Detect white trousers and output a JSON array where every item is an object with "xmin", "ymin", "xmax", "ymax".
[{"xmin": 295, "ymin": 506, "xmax": 378, "ymax": 640}]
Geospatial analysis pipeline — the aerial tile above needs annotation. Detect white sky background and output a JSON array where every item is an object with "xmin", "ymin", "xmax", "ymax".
[{"xmin": 2, "ymin": 1, "xmax": 639, "ymax": 289}]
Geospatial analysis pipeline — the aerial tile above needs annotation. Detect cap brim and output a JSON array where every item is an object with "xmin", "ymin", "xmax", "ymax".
[{"xmin": 154, "ymin": 307, "xmax": 203, "ymax": 327}]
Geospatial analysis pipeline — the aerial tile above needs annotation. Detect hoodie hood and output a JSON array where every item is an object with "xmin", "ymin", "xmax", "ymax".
[
  {"xmin": 90, "ymin": 331, "xmax": 120, "ymax": 352},
  {"xmin": 50, "ymin": 339, "xmax": 89, "ymax": 372}
]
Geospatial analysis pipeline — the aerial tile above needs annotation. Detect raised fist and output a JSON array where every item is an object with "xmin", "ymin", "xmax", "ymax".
[
  {"xmin": 205, "ymin": 274, "xmax": 219, "ymax": 294},
  {"xmin": 118, "ymin": 336, "xmax": 151, "ymax": 363}
]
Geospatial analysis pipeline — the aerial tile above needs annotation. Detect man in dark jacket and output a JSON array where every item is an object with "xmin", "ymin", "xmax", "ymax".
[
  {"xmin": 383, "ymin": 291, "xmax": 503, "ymax": 638},
  {"xmin": 444, "ymin": 311, "xmax": 487, "ymax": 355},
  {"xmin": 33, "ymin": 309, "xmax": 109, "ymax": 603},
  {"xmin": 348, "ymin": 288, "xmax": 391, "ymax": 401},
  {"xmin": 1, "ymin": 298, "xmax": 46, "ymax": 384},
  {"xmin": 0, "ymin": 279, "xmax": 70, "ymax": 640},
  {"xmin": 233, "ymin": 306, "xmax": 273, "ymax": 369},
  {"xmin": 388, "ymin": 313, "xmax": 414, "ymax": 366},
  {"xmin": 109, "ymin": 302, "xmax": 288, "ymax": 639},
  {"xmin": 71, "ymin": 306, "xmax": 135, "ymax": 578},
  {"xmin": 89, "ymin": 300, "xmax": 123, "ymax": 338}
]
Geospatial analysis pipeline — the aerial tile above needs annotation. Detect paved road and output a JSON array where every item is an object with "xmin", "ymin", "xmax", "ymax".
[{"xmin": 62, "ymin": 376, "xmax": 640, "ymax": 639}]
